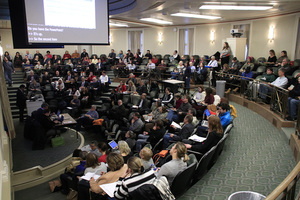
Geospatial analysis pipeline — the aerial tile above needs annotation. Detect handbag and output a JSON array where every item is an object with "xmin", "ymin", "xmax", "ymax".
[
  {"xmin": 153, "ymin": 150, "xmax": 169, "ymax": 165},
  {"xmin": 48, "ymin": 179, "xmax": 62, "ymax": 192},
  {"xmin": 66, "ymin": 188, "xmax": 78, "ymax": 200},
  {"xmin": 51, "ymin": 136, "xmax": 65, "ymax": 147}
]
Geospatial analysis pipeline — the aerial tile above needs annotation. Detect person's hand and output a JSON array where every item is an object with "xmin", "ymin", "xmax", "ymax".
[
  {"xmin": 185, "ymin": 144, "xmax": 192, "ymax": 149},
  {"xmin": 144, "ymin": 131, "xmax": 148, "ymax": 135},
  {"xmin": 178, "ymin": 112, "xmax": 182, "ymax": 115},
  {"xmin": 288, "ymin": 87, "xmax": 293, "ymax": 91},
  {"xmin": 170, "ymin": 125, "xmax": 175, "ymax": 129},
  {"xmin": 54, "ymin": 120, "xmax": 59, "ymax": 124},
  {"xmin": 170, "ymin": 134, "xmax": 174, "ymax": 138},
  {"xmin": 100, "ymin": 171, "xmax": 106, "ymax": 176}
]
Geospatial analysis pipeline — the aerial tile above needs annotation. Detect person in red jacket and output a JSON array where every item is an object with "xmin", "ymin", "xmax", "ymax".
[{"xmin": 115, "ymin": 81, "xmax": 127, "ymax": 93}]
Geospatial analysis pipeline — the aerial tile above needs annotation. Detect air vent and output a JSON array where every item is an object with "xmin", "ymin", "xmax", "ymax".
[{"xmin": 143, "ymin": 1, "xmax": 166, "ymax": 12}]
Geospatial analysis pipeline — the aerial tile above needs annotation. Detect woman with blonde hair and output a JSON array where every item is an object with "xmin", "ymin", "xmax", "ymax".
[
  {"xmin": 114, "ymin": 157, "xmax": 156, "ymax": 200},
  {"xmin": 185, "ymin": 116, "xmax": 223, "ymax": 154},
  {"xmin": 118, "ymin": 141, "xmax": 133, "ymax": 163},
  {"xmin": 127, "ymin": 80, "xmax": 136, "ymax": 94},
  {"xmin": 156, "ymin": 142, "xmax": 189, "ymax": 186}
]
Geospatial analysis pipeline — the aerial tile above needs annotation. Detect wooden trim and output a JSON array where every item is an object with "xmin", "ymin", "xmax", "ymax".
[{"xmin": 265, "ymin": 161, "xmax": 300, "ymax": 200}]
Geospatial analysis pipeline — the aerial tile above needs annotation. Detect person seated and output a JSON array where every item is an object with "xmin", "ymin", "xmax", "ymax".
[
  {"xmin": 275, "ymin": 50, "xmax": 288, "ymax": 66},
  {"xmin": 192, "ymin": 87, "xmax": 214, "ymax": 117},
  {"xmin": 286, "ymin": 76, "xmax": 300, "ymax": 121},
  {"xmin": 97, "ymin": 142, "xmax": 109, "ymax": 163},
  {"xmin": 62, "ymin": 50, "xmax": 71, "ymax": 61},
  {"xmin": 127, "ymin": 81, "xmax": 136, "ymax": 94},
  {"xmin": 76, "ymin": 105, "xmax": 99, "ymax": 131},
  {"xmin": 184, "ymin": 116, "xmax": 223, "ymax": 154},
  {"xmin": 259, "ymin": 68, "xmax": 276, "ymax": 83},
  {"xmin": 37, "ymin": 109, "xmax": 59, "ymax": 138},
  {"xmin": 157, "ymin": 60, "xmax": 167, "ymax": 78},
  {"xmin": 124, "ymin": 130, "xmax": 136, "ymax": 149},
  {"xmin": 264, "ymin": 49, "xmax": 277, "ymax": 67},
  {"xmin": 226, "ymin": 66, "xmax": 253, "ymax": 94},
  {"xmin": 81, "ymin": 49, "xmax": 89, "ymax": 60},
  {"xmin": 190, "ymin": 56, "xmax": 198, "ymax": 67},
  {"xmin": 166, "ymin": 95, "xmax": 192, "ymax": 123},
  {"xmin": 276, "ymin": 58, "xmax": 292, "ymax": 76},
  {"xmin": 172, "ymin": 50, "xmax": 180, "ymax": 63},
  {"xmin": 66, "ymin": 59, "xmax": 74, "ymax": 69},
  {"xmin": 69, "ymin": 95, "xmax": 81, "ymax": 117},
  {"xmin": 170, "ymin": 68, "xmax": 179, "ymax": 79},
  {"xmin": 52, "ymin": 70, "xmax": 63, "ymax": 83},
  {"xmin": 109, "ymin": 99, "xmax": 126, "ymax": 124},
  {"xmin": 126, "ymin": 73, "xmax": 137, "ymax": 86},
  {"xmin": 89, "ymin": 77, "xmax": 100, "ymax": 100},
  {"xmin": 115, "ymin": 80, "xmax": 127, "ymax": 93},
  {"xmin": 228, "ymin": 57, "xmax": 241, "ymax": 75},
  {"xmin": 239, "ymin": 56, "xmax": 254, "ymax": 73},
  {"xmin": 258, "ymin": 68, "xmax": 288, "ymax": 103},
  {"xmin": 177, "ymin": 61, "xmax": 184, "ymax": 73},
  {"xmin": 34, "ymin": 61, "xmax": 44, "ymax": 75},
  {"xmin": 60, "ymin": 151, "xmax": 88, "ymax": 195},
  {"xmin": 125, "ymin": 50, "xmax": 134, "ymax": 62},
  {"xmin": 22, "ymin": 55, "xmax": 31, "ymax": 66},
  {"xmin": 136, "ymin": 80, "xmax": 148, "ymax": 95},
  {"xmin": 54, "ymin": 78, "xmax": 65, "ymax": 91},
  {"xmin": 131, "ymin": 93, "xmax": 149, "ymax": 114},
  {"xmin": 156, "ymin": 142, "xmax": 188, "ymax": 186},
  {"xmin": 53, "ymin": 54, "xmax": 60, "ymax": 64},
  {"xmin": 142, "ymin": 59, "xmax": 155, "ymax": 77},
  {"xmin": 45, "ymin": 50, "xmax": 52, "ymax": 60},
  {"xmin": 118, "ymin": 140, "xmax": 133, "ymax": 163},
  {"xmin": 158, "ymin": 87, "xmax": 174, "ymax": 107},
  {"xmin": 64, "ymin": 71, "xmax": 74, "ymax": 83},
  {"xmin": 32, "ymin": 55, "xmax": 41, "ymax": 66},
  {"xmin": 71, "ymin": 50, "xmax": 80, "ymax": 61},
  {"xmin": 219, "ymin": 97, "xmax": 237, "ymax": 119},
  {"xmin": 114, "ymin": 156, "xmax": 156, "ymax": 200},
  {"xmin": 151, "ymin": 55, "xmax": 158, "ymax": 66},
  {"xmin": 99, "ymin": 71, "xmax": 109, "ymax": 92},
  {"xmin": 144, "ymin": 106, "xmax": 168, "ymax": 132},
  {"xmin": 126, "ymin": 60, "xmax": 136, "ymax": 72},
  {"xmin": 28, "ymin": 79, "xmax": 42, "ymax": 98},
  {"xmin": 136, "ymin": 119, "xmax": 166, "ymax": 152},
  {"xmin": 217, "ymin": 103, "xmax": 232, "ymax": 129},
  {"xmin": 81, "ymin": 153, "xmax": 107, "ymax": 177},
  {"xmin": 181, "ymin": 108, "xmax": 199, "ymax": 128},
  {"xmin": 139, "ymin": 147, "xmax": 154, "ymax": 171},
  {"xmin": 26, "ymin": 70, "xmax": 39, "ymax": 85},
  {"xmin": 144, "ymin": 50, "xmax": 153, "ymax": 60},
  {"xmin": 163, "ymin": 115, "xmax": 194, "ymax": 148},
  {"xmin": 190, "ymin": 61, "xmax": 196, "ymax": 73},
  {"xmin": 114, "ymin": 58, "xmax": 126, "ymax": 77},
  {"xmin": 133, "ymin": 53, "xmax": 142, "ymax": 65},
  {"xmin": 192, "ymin": 86, "xmax": 206, "ymax": 106},
  {"xmin": 79, "ymin": 87, "xmax": 90, "ymax": 108},
  {"xmin": 23, "ymin": 60, "xmax": 33, "ymax": 72},
  {"xmin": 90, "ymin": 55, "xmax": 98, "ymax": 65},
  {"xmin": 82, "ymin": 55, "xmax": 90, "ymax": 66},
  {"xmin": 79, "ymin": 77, "xmax": 89, "ymax": 88},
  {"xmin": 87, "ymin": 71, "xmax": 96, "ymax": 83},
  {"xmin": 174, "ymin": 94, "xmax": 183, "ymax": 109}
]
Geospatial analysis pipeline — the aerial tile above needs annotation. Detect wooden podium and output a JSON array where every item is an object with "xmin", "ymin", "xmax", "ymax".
[{"xmin": 227, "ymin": 38, "xmax": 247, "ymax": 62}]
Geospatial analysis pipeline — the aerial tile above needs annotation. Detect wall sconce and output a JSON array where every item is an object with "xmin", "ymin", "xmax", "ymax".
[
  {"xmin": 268, "ymin": 26, "xmax": 274, "ymax": 42},
  {"xmin": 210, "ymin": 31, "xmax": 215, "ymax": 43},
  {"xmin": 158, "ymin": 32, "xmax": 163, "ymax": 45},
  {"xmin": 109, "ymin": 34, "xmax": 112, "ymax": 44}
]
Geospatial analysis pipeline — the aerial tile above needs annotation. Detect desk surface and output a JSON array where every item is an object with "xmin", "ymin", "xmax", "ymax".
[
  {"xmin": 162, "ymin": 80, "xmax": 185, "ymax": 84},
  {"xmin": 54, "ymin": 113, "xmax": 77, "ymax": 127}
]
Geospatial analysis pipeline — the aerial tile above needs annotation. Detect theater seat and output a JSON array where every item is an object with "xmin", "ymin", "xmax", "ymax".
[{"xmin": 208, "ymin": 134, "xmax": 228, "ymax": 169}]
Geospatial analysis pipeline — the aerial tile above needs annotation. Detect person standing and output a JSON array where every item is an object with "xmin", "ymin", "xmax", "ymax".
[
  {"xmin": 3, "ymin": 57, "xmax": 15, "ymax": 86},
  {"xmin": 16, "ymin": 85, "xmax": 27, "ymax": 122}
]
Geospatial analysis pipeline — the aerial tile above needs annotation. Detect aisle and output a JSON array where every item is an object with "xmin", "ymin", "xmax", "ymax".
[{"xmin": 180, "ymin": 102, "xmax": 296, "ymax": 200}]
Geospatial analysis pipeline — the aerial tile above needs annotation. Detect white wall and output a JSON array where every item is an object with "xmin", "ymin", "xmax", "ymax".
[{"xmin": 0, "ymin": 12, "xmax": 299, "ymax": 61}]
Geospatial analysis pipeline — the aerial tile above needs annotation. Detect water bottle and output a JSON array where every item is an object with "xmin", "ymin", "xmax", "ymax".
[{"xmin": 151, "ymin": 164, "xmax": 157, "ymax": 171}]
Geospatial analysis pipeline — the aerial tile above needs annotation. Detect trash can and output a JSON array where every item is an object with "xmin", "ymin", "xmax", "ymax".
[
  {"xmin": 228, "ymin": 191, "xmax": 266, "ymax": 200},
  {"xmin": 216, "ymin": 80, "xmax": 226, "ymax": 98}
]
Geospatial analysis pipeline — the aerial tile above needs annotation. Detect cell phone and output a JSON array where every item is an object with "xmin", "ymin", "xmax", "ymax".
[
  {"xmin": 205, "ymin": 109, "xmax": 211, "ymax": 117},
  {"xmin": 289, "ymin": 85, "xmax": 295, "ymax": 90},
  {"xmin": 108, "ymin": 140, "xmax": 118, "ymax": 149}
]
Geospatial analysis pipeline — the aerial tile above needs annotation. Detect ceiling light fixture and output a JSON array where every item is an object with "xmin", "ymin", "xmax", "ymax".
[
  {"xmin": 199, "ymin": 5, "xmax": 273, "ymax": 11},
  {"xmin": 140, "ymin": 18, "xmax": 173, "ymax": 25},
  {"xmin": 110, "ymin": 23, "xmax": 128, "ymax": 27},
  {"xmin": 171, "ymin": 13, "xmax": 221, "ymax": 20}
]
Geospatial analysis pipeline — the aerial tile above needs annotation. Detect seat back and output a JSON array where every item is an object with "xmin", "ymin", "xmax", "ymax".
[
  {"xmin": 142, "ymin": 58, "xmax": 149, "ymax": 65},
  {"xmin": 293, "ymin": 59, "xmax": 300, "ymax": 67},
  {"xmin": 149, "ymin": 90, "xmax": 158, "ymax": 99},
  {"xmin": 208, "ymin": 134, "xmax": 228, "ymax": 169},
  {"xmin": 100, "ymin": 54, "xmax": 107, "ymax": 59},
  {"xmin": 292, "ymin": 69, "xmax": 300, "ymax": 78},
  {"xmin": 163, "ymin": 54, "xmax": 170, "ymax": 60},
  {"xmin": 256, "ymin": 66, "xmax": 266, "ymax": 73},
  {"xmin": 131, "ymin": 95, "xmax": 140, "ymax": 106},
  {"xmin": 224, "ymin": 123, "xmax": 233, "ymax": 135},
  {"xmin": 152, "ymin": 137, "xmax": 164, "ymax": 154},
  {"xmin": 155, "ymin": 54, "xmax": 162, "ymax": 60},
  {"xmin": 130, "ymin": 184, "xmax": 162, "ymax": 200},
  {"xmin": 171, "ymin": 162, "xmax": 197, "ymax": 198},
  {"xmin": 194, "ymin": 146, "xmax": 217, "ymax": 181},
  {"xmin": 186, "ymin": 153, "xmax": 198, "ymax": 167},
  {"xmin": 122, "ymin": 94, "xmax": 131, "ymax": 106},
  {"xmin": 256, "ymin": 57, "xmax": 266, "ymax": 63}
]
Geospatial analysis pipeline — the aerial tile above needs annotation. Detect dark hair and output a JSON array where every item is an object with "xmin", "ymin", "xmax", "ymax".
[
  {"xmin": 79, "ymin": 151, "xmax": 88, "ymax": 160},
  {"xmin": 281, "ymin": 50, "xmax": 287, "ymax": 57},
  {"xmin": 189, "ymin": 108, "xmax": 196, "ymax": 116},
  {"xmin": 205, "ymin": 87, "xmax": 213, "ymax": 96},
  {"xmin": 72, "ymin": 149, "xmax": 82, "ymax": 157},
  {"xmin": 155, "ymin": 119, "xmax": 164, "ymax": 128},
  {"xmin": 232, "ymin": 57, "xmax": 237, "ymax": 61},
  {"xmin": 85, "ymin": 153, "xmax": 99, "ymax": 168},
  {"xmin": 19, "ymin": 84, "xmax": 25, "ymax": 89},
  {"xmin": 267, "ymin": 67, "xmax": 273, "ymax": 72},
  {"xmin": 220, "ymin": 97, "xmax": 229, "ymax": 105},
  {"xmin": 43, "ymin": 109, "xmax": 50, "ymax": 114},
  {"xmin": 174, "ymin": 50, "xmax": 178, "ymax": 53},
  {"xmin": 185, "ymin": 115, "xmax": 193, "ymax": 123},
  {"xmin": 97, "ymin": 142, "xmax": 108, "ymax": 153},
  {"xmin": 219, "ymin": 103, "xmax": 230, "ymax": 111},
  {"xmin": 269, "ymin": 49, "xmax": 275, "ymax": 55},
  {"xmin": 165, "ymin": 87, "xmax": 171, "ymax": 93},
  {"xmin": 133, "ymin": 112, "xmax": 140, "ymax": 118},
  {"xmin": 41, "ymin": 103, "xmax": 49, "ymax": 108}
]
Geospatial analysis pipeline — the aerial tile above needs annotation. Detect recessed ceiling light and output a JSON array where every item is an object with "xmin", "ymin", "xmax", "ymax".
[
  {"xmin": 199, "ymin": 5, "xmax": 273, "ymax": 10},
  {"xmin": 171, "ymin": 13, "xmax": 221, "ymax": 20},
  {"xmin": 110, "ymin": 23, "xmax": 128, "ymax": 27},
  {"xmin": 140, "ymin": 18, "xmax": 173, "ymax": 25}
]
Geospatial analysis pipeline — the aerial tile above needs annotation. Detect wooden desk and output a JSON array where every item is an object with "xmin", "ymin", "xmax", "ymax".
[{"xmin": 54, "ymin": 113, "xmax": 78, "ymax": 139}]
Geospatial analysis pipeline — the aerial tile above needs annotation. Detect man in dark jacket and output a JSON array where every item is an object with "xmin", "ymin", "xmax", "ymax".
[
  {"xmin": 3, "ymin": 57, "xmax": 15, "ymax": 86},
  {"xmin": 16, "ymin": 85, "xmax": 27, "ymax": 122},
  {"xmin": 166, "ymin": 95, "xmax": 192, "ymax": 122},
  {"xmin": 163, "ymin": 115, "xmax": 194, "ymax": 148}
]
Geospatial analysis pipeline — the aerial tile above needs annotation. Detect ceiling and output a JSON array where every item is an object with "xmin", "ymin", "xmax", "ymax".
[{"xmin": 1, "ymin": 0, "xmax": 300, "ymax": 27}]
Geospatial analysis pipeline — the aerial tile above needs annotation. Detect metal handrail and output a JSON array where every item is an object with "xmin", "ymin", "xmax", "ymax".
[{"xmin": 215, "ymin": 72, "xmax": 289, "ymax": 119}]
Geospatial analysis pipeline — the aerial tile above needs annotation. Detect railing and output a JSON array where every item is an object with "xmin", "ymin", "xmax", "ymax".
[
  {"xmin": 297, "ymin": 106, "xmax": 300, "ymax": 134},
  {"xmin": 265, "ymin": 161, "xmax": 300, "ymax": 200},
  {"xmin": 216, "ymin": 72, "xmax": 289, "ymax": 119}
]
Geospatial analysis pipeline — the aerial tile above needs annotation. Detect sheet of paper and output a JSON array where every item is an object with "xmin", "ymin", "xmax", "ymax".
[
  {"xmin": 100, "ymin": 182, "xmax": 117, "ymax": 197},
  {"xmin": 188, "ymin": 135, "xmax": 206, "ymax": 143},
  {"xmin": 171, "ymin": 121, "xmax": 181, "ymax": 129},
  {"xmin": 81, "ymin": 172, "xmax": 101, "ymax": 181}
]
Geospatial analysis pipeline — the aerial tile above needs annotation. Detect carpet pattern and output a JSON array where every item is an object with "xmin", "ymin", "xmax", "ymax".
[{"xmin": 179, "ymin": 102, "xmax": 296, "ymax": 200}]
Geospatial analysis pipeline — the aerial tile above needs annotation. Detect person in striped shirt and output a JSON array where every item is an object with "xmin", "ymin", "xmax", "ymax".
[{"xmin": 114, "ymin": 157, "xmax": 156, "ymax": 199}]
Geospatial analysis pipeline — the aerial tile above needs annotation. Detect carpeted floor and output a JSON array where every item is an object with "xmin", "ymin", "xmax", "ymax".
[
  {"xmin": 14, "ymin": 102, "xmax": 296, "ymax": 200},
  {"xmin": 179, "ymin": 102, "xmax": 296, "ymax": 200}
]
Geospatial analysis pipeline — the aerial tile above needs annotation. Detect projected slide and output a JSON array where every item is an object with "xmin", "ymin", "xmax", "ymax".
[
  {"xmin": 44, "ymin": 0, "xmax": 96, "ymax": 29},
  {"xmin": 24, "ymin": 0, "xmax": 108, "ymax": 44}
]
